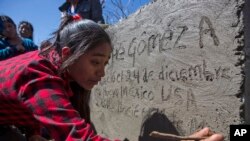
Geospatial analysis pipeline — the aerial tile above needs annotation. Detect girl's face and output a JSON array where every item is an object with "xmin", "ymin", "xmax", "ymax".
[
  {"xmin": 67, "ymin": 42, "xmax": 112, "ymax": 90},
  {"xmin": 19, "ymin": 24, "xmax": 32, "ymax": 38},
  {"xmin": 2, "ymin": 22, "xmax": 17, "ymax": 38}
]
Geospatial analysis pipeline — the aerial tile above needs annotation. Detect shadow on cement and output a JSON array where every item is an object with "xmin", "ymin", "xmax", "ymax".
[{"xmin": 138, "ymin": 110, "xmax": 180, "ymax": 141}]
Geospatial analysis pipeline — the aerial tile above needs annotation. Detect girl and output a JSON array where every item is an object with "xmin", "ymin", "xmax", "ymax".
[
  {"xmin": 18, "ymin": 21, "xmax": 34, "ymax": 41},
  {"xmin": 0, "ymin": 15, "xmax": 223, "ymax": 141},
  {"xmin": 0, "ymin": 15, "xmax": 38, "ymax": 61}
]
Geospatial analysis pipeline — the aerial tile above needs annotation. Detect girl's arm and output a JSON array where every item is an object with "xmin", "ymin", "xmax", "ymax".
[
  {"xmin": 90, "ymin": 0, "xmax": 105, "ymax": 23},
  {"xmin": 22, "ymin": 38, "xmax": 38, "ymax": 51},
  {"xmin": 0, "ymin": 40, "xmax": 17, "ymax": 60}
]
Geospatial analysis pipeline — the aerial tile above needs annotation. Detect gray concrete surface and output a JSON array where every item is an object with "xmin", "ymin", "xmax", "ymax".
[{"xmin": 90, "ymin": 0, "xmax": 245, "ymax": 140}]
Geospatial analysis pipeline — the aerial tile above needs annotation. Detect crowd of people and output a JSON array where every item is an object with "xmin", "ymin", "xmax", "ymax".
[
  {"xmin": 0, "ymin": 16, "xmax": 37, "ymax": 61},
  {"xmin": 0, "ymin": 0, "xmax": 224, "ymax": 141}
]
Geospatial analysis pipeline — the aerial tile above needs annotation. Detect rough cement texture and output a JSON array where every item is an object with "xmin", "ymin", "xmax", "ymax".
[{"xmin": 90, "ymin": 0, "xmax": 245, "ymax": 140}]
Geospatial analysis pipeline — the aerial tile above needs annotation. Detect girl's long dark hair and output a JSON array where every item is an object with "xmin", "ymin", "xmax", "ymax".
[
  {"xmin": 70, "ymin": 81, "xmax": 91, "ymax": 123},
  {"xmin": 40, "ymin": 15, "xmax": 111, "ymax": 123}
]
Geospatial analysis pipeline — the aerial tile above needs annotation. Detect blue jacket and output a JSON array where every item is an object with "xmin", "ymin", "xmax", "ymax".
[{"xmin": 0, "ymin": 38, "xmax": 38, "ymax": 61}]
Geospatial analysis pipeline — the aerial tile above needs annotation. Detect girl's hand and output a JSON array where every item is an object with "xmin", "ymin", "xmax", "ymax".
[
  {"xmin": 16, "ymin": 44, "xmax": 25, "ymax": 52},
  {"xmin": 188, "ymin": 127, "xmax": 224, "ymax": 141}
]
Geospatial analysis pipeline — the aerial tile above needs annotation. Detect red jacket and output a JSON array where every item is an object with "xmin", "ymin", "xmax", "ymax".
[{"xmin": 0, "ymin": 50, "xmax": 113, "ymax": 141}]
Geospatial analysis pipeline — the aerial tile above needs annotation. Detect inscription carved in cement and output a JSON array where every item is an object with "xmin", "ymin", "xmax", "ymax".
[{"xmin": 90, "ymin": 0, "xmax": 244, "ymax": 140}]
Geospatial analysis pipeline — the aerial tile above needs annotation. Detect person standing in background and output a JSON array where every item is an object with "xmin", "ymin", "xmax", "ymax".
[{"xmin": 58, "ymin": 0, "xmax": 105, "ymax": 23}]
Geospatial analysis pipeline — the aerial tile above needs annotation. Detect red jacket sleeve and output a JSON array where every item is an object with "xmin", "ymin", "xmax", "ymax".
[{"xmin": 20, "ymin": 59, "xmax": 114, "ymax": 141}]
